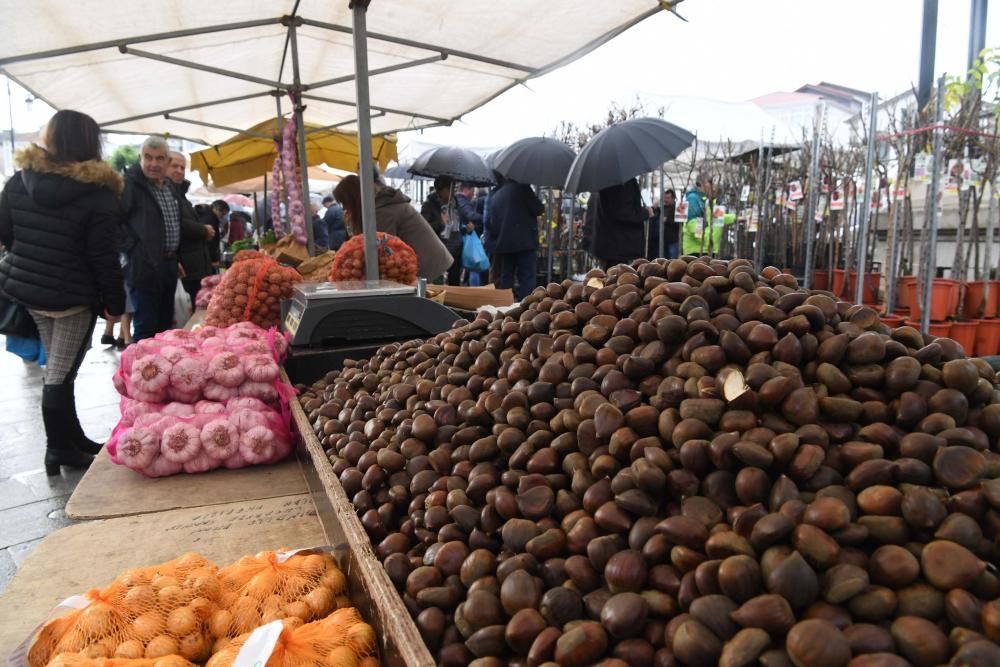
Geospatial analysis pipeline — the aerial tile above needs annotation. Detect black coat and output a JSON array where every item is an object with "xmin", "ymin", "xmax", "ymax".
[
  {"xmin": 0, "ymin": 145, "xmax": 125, "ymax": 316},
  {"xmin": 587, "ymin": 178, "xmax": 647, "ymax": 266},
  {"xmin": 121, "ymin": 163, "xmax": 208, "ymax": 289},
  {"xmin": 421, "ymin": 191, "xmax": 462, "ymax": 254},
  {"xmin": 323, "ymin": 204, "xmax": 348, "ymax": 250},
  {"xmin": 488, "ymin": 181, "xmax": 544, "ymax": 255},
  {"xmin": 176, "ymin": 180, "xmax": 214, "ymax": 281}
]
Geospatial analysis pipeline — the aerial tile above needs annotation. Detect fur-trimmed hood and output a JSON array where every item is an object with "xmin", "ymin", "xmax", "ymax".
[{"xmin": 15, "ymin": 144, "xmax": 123, "ymax": 203}]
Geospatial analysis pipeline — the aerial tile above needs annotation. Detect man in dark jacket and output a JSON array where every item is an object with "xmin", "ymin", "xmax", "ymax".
[
  {"xmin": 421, "ymin": 176, "xmax": 459, "ymax": 285},
  {"xmin": 167, "ymin": 151, "xmax": 217, "ymax": 308},
  {"xmin": 487, "ymin": 179, "xmax": 544, "ymax": 300},
  {"xmin": 587, "ymin": 177, "xmax": 649, "ymax": 268},
  {"xmin": 648, "ymin": 189, "xmax": 678, "ymax": 259},
  {"xmin": 323, "ymin": 197, "xmax": 348, "ymax": 250},
  {"xmin": 122, "ymin": 136, "xmax": 214, "ymax": 340}
]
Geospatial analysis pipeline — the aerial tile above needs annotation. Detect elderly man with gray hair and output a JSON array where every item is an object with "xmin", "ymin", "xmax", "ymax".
[{"xmin": 122, "ymin": 136, "xmax": 214, "ymax": 340}]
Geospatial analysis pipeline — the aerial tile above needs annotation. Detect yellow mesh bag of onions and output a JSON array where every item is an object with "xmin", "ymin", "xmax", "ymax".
[
  {"xmin": 208, "ymin": 549, "xmax": 349, "ymax": 644},
  {"xmin": 27, "ymin": 554, "xmax": 223, "ymax": 667},
  {"xmin": 205, "ymin": 611, "xmax": 378, "ymax": 667}
]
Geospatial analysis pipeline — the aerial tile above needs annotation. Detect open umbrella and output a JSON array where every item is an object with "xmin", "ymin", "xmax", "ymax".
[
  {"xmin": 409, "ymin": 146, "xmax": 495, "ymax": 186},
  {"xmin": 223, "ymin": 193, "xmax": 254, "ymax": 208},
  {"xmin": 494, "ymin": 137, "xmax": 576, "ymax": 187},
  {"xmin": 384, "ymin": 162, "xmax": 430, "ymax": 181},
  {"xmin": 564, "ymin": 117, "xmax": 695, "ymax": 193}
]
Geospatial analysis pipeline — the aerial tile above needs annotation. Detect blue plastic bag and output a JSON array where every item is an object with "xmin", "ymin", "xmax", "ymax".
[
  {"xmin": 462, "ymin": 233, "xmax": 490, "ymax": 273},
  {"xmin": 5, "ymin": 334, "xmax": 46, "ymax": 365}
]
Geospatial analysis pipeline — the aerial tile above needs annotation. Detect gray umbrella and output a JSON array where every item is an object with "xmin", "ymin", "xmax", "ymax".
[
  {"xmin": 494, "ymin": 137, "xmax": 576, "ymax": 187},
  {"xmin": 383, "ymin": 162, "xmax": 430, "ymax": 181},
  {"xmin": 409, "ymin": 146, "xmax": 496, "ymax": 186},
  {"xmin": 563, "ymin": 117, "xmax": 695, "ymax": 193}
]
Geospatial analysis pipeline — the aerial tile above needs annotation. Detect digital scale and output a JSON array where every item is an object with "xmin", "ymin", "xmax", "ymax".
[{"xmin": 281, "ymin": 280, "xmax": 459, "ymax": 385}]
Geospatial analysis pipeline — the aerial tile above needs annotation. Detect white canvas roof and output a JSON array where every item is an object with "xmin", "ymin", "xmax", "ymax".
[{"xmin": 0, "ymin": 0, "xmax": 666, "ymax": 144}]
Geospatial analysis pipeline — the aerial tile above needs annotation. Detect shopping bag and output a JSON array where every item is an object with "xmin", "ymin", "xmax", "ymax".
[
  {"xmin": 173, "ymin": 280, "xmax": 193, "ymax": 327},
  {"xmin": 5, "ymin": 334, "xmax": 44, "ymax": 364},
  {"xmin": 462, "ymin": 233, "xmax": 490, "ymax": 273}
]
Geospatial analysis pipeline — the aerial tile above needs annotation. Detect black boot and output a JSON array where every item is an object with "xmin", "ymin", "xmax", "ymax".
[
  {"xmin": 42, "ymin": 384, "xmax": 94, "ymax": 475},
  {"xmin": 62, "ymin": 382, "xmax": 104, "ymax": 455}
]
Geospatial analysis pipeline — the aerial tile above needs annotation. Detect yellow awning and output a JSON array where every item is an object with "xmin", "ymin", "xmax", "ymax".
[{"xmin": 190, "ymin": 117, "xmax": 397, "ymax": 187}]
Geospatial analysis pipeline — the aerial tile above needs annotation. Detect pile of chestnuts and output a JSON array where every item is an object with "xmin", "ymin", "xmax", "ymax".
[{"xmin": 298, "ymin": 257, "xmax": 1000, "ymax": 667}]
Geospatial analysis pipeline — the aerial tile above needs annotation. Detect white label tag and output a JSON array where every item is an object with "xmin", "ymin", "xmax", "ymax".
[
  {"xmin": 233, "ymin": 620, "xmax": 284, "ymax": 667},
  {"xmin": 7, "ymin": 595, "xmax": 91, "ymax": 667}
]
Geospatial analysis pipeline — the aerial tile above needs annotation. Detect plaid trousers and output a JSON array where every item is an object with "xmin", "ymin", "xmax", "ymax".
[{"xmin": 28, "ymin": 309, "xmax": 97, "ymax": 384}]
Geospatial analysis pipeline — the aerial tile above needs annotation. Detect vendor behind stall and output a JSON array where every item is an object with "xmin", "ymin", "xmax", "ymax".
[{"xmin": 334, "ymin": 174, "xmax": 453, "ymax": 282}]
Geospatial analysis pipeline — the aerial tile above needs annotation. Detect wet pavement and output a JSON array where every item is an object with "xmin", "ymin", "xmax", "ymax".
[{"xmin": 0, "ymin": 329, "xmax": 121, "ymax": 593}]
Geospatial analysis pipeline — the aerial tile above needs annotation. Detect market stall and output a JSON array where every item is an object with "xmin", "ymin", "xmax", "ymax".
[{"xmin": 1, "ymin": 3, "xmax": 686, "ymax": 666}]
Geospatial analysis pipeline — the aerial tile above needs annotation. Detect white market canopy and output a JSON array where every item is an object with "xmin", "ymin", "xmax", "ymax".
[{"xmin": 0, "ymin": 0, "xmax": 670, "ymax": 144}]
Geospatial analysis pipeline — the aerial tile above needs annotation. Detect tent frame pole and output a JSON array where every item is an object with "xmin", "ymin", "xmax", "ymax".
[
  {"xmin": 300, "ymin": 18, "xmax": 535, "ymax": 72},
  {"xmin": 921, "ymin": 77, "xmax": 946, "ymax": 334},
  {"xmin": 305, "ymin": 112, "xmax": 385, "ymax": 134},
  {"xmin": 306, "ymin": 53, "xmax": 445, "ymax": 90},
  {"xmin": 288, "ymin": 21, "xmax": 315, "ymax": 256},
  {"xmin": 658, "ymin": 167, "xmax": 665, "ymax": 259},
  {"xmin": 101, "ymin": 91, "xmax": 276, "ymax": 127},
  {"xmin": 854, "ymin": 92, "xmax": 879, "ymax": 304},
  {"xmin": 803, "ymin": 103, "xmax": 824, "ymax": 289},
  {"xmin": 120, "ymin": 46, "xmax": 288, "ymax": 89},
  {"xmin": 351, "ymin": 0, "xmax": 380, "ymax": 283},
  {"xmin": 0, "ymin": 18, "xmax": 282, "ymax": 67},
  {"xmin": 162, "ymin": 114, "xmax": 272, "ymax": 139},
  {"xmin": 301, "ymin": 94, "xmax": 450, "ymax": 124}
]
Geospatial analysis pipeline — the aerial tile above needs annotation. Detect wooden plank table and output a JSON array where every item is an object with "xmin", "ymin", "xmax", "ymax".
[{"xmin": 65, "ymin": 448, "xmax": 308, "ymax": 520}]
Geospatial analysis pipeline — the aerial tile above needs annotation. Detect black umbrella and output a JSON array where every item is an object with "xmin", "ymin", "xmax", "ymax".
[
  {"xmin": 383, "ymin": 162, "xmax": 430, "ymax": 181},
  {"xmin": 563, "ymin": 117, "xmax": 695, "ymax": 193},
  {"xmin": 409, "ymin": 146, "xmax": 495, "ymax": 186},
  {"xmin": 494, "ymin": 137, "xmax": 576, "ymax": 187}
]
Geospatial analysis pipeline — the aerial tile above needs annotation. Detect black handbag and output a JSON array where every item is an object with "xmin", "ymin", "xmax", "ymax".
[{"xmin": 0, "ymin": 293, "xmax": 37, "ymax": 338}]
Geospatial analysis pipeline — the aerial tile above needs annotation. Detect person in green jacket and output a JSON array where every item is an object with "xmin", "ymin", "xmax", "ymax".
[{"xmin": 682, "ymin": 172, "xmax": 735, "ymax": 256}]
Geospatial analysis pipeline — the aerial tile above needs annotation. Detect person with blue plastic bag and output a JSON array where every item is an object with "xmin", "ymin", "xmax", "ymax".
[{"xmin": 462, "ymin": 232, "xmax": 490, "ymax": 285}]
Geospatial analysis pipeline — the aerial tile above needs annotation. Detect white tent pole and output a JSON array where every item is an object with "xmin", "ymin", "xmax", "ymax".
[
  {"xmin": 305, "ymin": 53, "xmax": 445, "ymax": 90},
  {"xmin": 288, "ymin": 19, "xmax": 315, "ymax": 256},
  {"xmin": 120, "ymin": 46, "xmax": 287, "ymax": 89},
  {"xmin": 352, "ymin": 0, "xmax": 379, "ymax": 282},
  {"xmin": 803, "ymin": 102, "xmax": 824, "ymax": 289},
  {"xmin": 854, "ymin": 92, "xmax": 878, "ymax": 305}
]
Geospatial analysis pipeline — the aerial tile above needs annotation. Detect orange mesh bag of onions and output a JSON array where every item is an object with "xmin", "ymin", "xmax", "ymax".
[
  {"xmin": 45, "ymin": 654, "xmax": 198, "ymax": 667},
  {"xmin": 27, "ymin": 554, "xmax": 223, "ymax": 667},
  {"xmin": 208, "ymin": 549, "xmax": 349, "ymax": 646},
  {"xmin": 206, "ymin": 610, "xmax": 378, "ymax": 667},
  {"xmin": 205, "ymin": 258, "xmax": 302, "ymax": 329},
  {"xmin": 329, "ymin": 232, "xmax": 417, "ymax": 285},
  {"xmin": 232, "ymin": 249, "xmax": 266, "ymax": 263}
]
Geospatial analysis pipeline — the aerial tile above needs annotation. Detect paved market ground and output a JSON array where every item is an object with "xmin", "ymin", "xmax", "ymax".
[{"xmin": 0, "ymin": 329, "xmax": 120, "ymax": 593}]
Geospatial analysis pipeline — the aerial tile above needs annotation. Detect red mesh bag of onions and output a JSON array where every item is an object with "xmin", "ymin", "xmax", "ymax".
[
  {"xmin": 107, "ymin": 396, "xmax": 293, "ymax": 477},
  {"xmin": 329, "ymin": 232, "xmax": 417, "ymax": 285},
  {"xmin": 206, "ymin": 257, "xmax": 302, "ymax": 329},
  {"xmin": 113, "ymin": 323, "xmax": 292, "ymax": 406}
]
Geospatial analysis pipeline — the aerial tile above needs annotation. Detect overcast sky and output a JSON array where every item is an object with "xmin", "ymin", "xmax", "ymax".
[{"xmin": 409, "ymin": 0, "xmax": 1000, "ymax": 151}]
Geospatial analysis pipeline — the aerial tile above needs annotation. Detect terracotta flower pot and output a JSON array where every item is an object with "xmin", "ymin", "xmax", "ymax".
[
  {"xmin": 906, "ymin": 319, "xmax": 952, "ymax": 338},
  {"xmin": 975, "ymin": 319, "xmax": 1000, "ymax": 356},
  {"xmin": 962, "ymin": 280, "xmax": 1000, "ymax": 320},
  {"xmin": 910, "ymin": 279, "xmax": 960, "ymax": 322},
  {"xmin": 812, "ymin": 270, "xmax": 830, "ymax": 291},
  {"xmin": 880, "ymin": 314, "xmax": 905, "ymax": 328},
  {"xmin": 832, "ymin": 269, "xmax": 848, "ymax": 298},
  {"xmin": 949, "ymin": 321, "xmax": 979, "ymax": 356},
  {"xmin": 831, "ymin": 270, "xmax": 881, "ymax": 305},
  {"xmin": 898, "ymin": 276, "xmax": 918, "ymax": 312}
]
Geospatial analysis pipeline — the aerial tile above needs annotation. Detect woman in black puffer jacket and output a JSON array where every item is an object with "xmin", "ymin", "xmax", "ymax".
[{"xmin": 0, "ymin": 110, "xmax": 125, "ymax": 475}]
